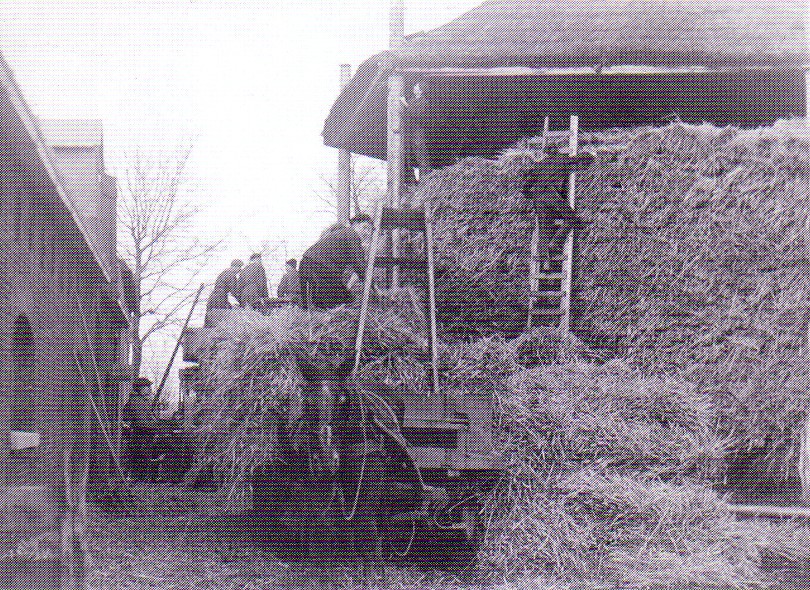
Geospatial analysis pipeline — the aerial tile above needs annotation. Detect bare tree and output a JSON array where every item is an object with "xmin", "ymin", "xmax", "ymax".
[
  {"xmin": 314, "ymin": 155, "xmax": 385, "ymax": 217},
  {"xmin": 116, "ymin": 143, "xmax": 221, "ymax": 379}
]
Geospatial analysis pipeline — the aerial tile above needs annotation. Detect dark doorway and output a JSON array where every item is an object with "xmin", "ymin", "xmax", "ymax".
[{"xmin": 11, "ymin": 315, "xmax": 35, "ymax": 432}]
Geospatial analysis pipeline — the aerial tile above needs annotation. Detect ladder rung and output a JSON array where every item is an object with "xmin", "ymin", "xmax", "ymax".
[
  {"xmin": 373, "ymin": 256, "xmax": 428, "ymax": 269},
  {"xmin": 530, "ymin": 291, "xmax": 564, "ymax": 299},
  {"xmin": 530, "ymin": 308, "xmax": 563, "ymax": 317},
  {"xmin": 531, "ymin": 272, "xmax": 564, "ymax": 280},
  {"xmin": 379, "ymin": 207, "xmax": 426, "ymax": 232}
]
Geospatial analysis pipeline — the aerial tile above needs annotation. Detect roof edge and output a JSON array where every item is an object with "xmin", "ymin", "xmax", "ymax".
[{"xmin": 0, "ymin": 55, "xmax": 115, "ymax": 286}]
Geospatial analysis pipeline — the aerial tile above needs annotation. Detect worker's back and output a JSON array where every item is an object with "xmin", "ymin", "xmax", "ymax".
[
  {"xmin": 238, "ymin": 259, "xmax": 269, "ymax": 307},
  {"xmin": 301, "ymin": 225, "xmax": 365, "ymax": 275}
]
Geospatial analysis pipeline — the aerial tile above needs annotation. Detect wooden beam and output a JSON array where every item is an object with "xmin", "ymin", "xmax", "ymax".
[
  {"xmin": 395, "ymin": 65, "xmax": 801, "ymax": 77},
  {"xmin": 728, "ymin": 503, "xmax": 810, "ymax": 519},
  {"xmin": 559, "ymin": 115, "xmax": 578, "ymax": 333},
  {"xmin": 802, "ymin": 319, "xmax": 810, "ymax": 503},
  {"xmin": 424, "ymin": 202, "xmax": 439, "ymax": 396},
  {"xmin": 337, "ymin": 64, "xmax": 352, "ymax": 224},
  {"xmin": 388, "ymin": 0, "xmax": 405, "ymax": 288}
]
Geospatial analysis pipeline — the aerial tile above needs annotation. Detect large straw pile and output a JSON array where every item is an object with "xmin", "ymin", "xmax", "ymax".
[
  {"xmin": 186, "ymin": 300, "xmax": 429, "ymax": 501},
  {"xmin": 186, "ymin": 302, "xmax": 590, "ymax": 501},
  {"xmin": 484, "ymin": 361, "xmax": 761, "ymax": 587},
  {"xmin": 410, "ymin": 120, "xmax": 810, "ymax": 481}
]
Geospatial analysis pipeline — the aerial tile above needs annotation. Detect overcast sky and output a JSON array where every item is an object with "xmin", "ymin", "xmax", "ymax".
[{"xmin": 0, "ymin": 0, "xmax": 480, "ymax": 281}]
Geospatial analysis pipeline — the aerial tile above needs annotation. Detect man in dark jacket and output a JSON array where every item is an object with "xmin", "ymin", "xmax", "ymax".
[
  {"xmin": 277, "ymin": 258, "xmax": 301, "ymax": 304},
  {"xmin": 402, "ymin": 81, "xmax": 431, "ymax": 180},
  {"xmin": 299, "ymin": 216, "xmax": 371, "ymax": 310},
  {"xmin": 205, "ymin": 259, "xmax": 243, "ymax": 325},
  {"xmin": 238, "ymin": 253, "xmax": 269, "ymax": 309},
  {"xmin": 521, "ymin": 149, "xmax": 595, "ymax": 248},
  {"xmin": 123, "ymin": 377, "xmax": 156, "ymax": 477}
]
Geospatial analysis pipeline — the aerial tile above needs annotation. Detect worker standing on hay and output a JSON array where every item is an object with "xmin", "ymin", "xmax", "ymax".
[
  {"xmin": 123, "ymin": 377, "xmax": 157, "ymax": 478},
  {"xmin": 521, "ymin": 148, "xmax": 595, "ymax": 249},
  {"xmin": 277, "ymin": 258, "xmax": 301, "ymax": 304},
  {"xmin": 299, "ymin": 214, "xmax": 373, "ymax": 310},
  {"xmin": 238, "ymin": 253, "xmax": 269, "ymax": 309},
  {"xmin": 402, "ymin": 81, "xmax": 431, "ymax": 182},
  {"xmin": 205, "ymin": 258, "xmax": 243, "ymax": 326}
]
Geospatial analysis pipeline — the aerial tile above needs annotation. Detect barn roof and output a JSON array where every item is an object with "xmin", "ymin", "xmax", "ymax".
[
  {"xmin": 0, "ymin": 54, "xmax": 119, "ymax": 288},
  {"xmin": 323, "ymin": 0, "xmax": 808, "ymax": 154}
]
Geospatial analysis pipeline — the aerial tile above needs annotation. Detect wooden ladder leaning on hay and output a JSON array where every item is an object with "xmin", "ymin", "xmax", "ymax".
[
  {"xmin": 527, "ymin": 115, "xmax": 580, "ymax": 332},
  {"xmin": 353, "ymin": 202, "xmax": 440, "ymax": 394}
]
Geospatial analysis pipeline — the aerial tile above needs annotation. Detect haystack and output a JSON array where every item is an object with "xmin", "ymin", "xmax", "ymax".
[
  {"xmin": 409, "ymin": 119, "xmax": 810, "ymax": 481},
  {"xmin": 484, "ymin": 361, "xmax": 761, "ymax": 587}
]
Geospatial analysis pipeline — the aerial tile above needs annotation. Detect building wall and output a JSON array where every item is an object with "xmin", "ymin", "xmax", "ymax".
[{"xmin": 0, "ymin": 86, "xmax": 123, "ymax": 588}]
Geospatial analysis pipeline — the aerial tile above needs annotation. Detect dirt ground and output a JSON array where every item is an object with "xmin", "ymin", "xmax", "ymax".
[
  {"xmin": 85, "ymin": 484, "xmax": 810, "ymax": 590},
  {"xmin": 85, "ymin": 496, "xmax": 491, "ymax": 590}
]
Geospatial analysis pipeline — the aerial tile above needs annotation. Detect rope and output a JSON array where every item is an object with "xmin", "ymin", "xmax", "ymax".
[
  {"xmin": 392, "ymin": 519, "xmax": 416, "ymax": 558},
  {"xmin": 340, "ymin": 437, "xmax": 368, "ymax": 522}
]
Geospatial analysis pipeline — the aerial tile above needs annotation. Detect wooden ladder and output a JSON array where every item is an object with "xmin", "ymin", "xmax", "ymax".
[
  {"xmin": 354, "ymin": 202, "xmax": 440, "ymax": 394},
  {"xmin": 527, "ymin": 115, "xmax": 579, "ymax": 332}
]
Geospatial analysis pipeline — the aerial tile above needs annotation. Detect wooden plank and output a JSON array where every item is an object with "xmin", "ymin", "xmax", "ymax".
[
  {"xmin": 372, "ymin": 256, "xmax": 427, "ymax": 269},
  {"xmin": 527, "ymin": 215, "xmax": 540, "ymax": 330},
  {"xmin": 425, "ymin": 202, "xmax": 440, "ymax": 397},
  {"xmin": 727, "ymin": 503, "xmax": 810, "ymax": 519},
  {"xmin": 560, "ymin": 115, "xmax": 579, "ymax": 333},
  {"xmin": 802, "ymin": 320, "xmax": 810, "ymax": 503},
  {"xmin": 532, "ymin": 272, "xmax": 564, "ymax": 281},
  {"xmin": 395, "ymin": 65, "xmax": 786, "ymax": 77},
  {"xmin": 354, "ymin": 203, "xmax": 384, "ymax": 373},
  {"xmin": 527, "ymin": 116, "xmax": 550, "ymax": 331},
  {"xmin": 9, "ymin": 431, "xmax": 40, "ymax": 450}
]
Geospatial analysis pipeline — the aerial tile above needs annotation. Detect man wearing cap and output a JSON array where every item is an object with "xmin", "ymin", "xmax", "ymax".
[
  {"xmin": 206, "ymin": 259, "xmax": 243, "ymax": 326},
  {"xmin": 277, "ymin": 258, "xmax": 301, "ymax": 304},
  {"xmin": 299, "ymin": 215, "xmax": 373, "ymax": 310},
  {"xmin": 238, "ymin": 253, "xmax": 269, "ymax": 309}
]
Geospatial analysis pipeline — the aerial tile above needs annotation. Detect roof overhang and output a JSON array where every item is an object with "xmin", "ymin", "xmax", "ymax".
[{"xmin": 397, "ymin": 64, "xmax": 810, "ymax": 77}]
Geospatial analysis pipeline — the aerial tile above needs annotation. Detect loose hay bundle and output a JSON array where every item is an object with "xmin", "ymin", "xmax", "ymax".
[
  {"xmin": 485, "ymin": 362, "xmax": 759, "ymax": 587},
  {"xmin": 499, "ymin": 360, "xmax": 727, "ymax": 479},
  {"xmin": 186, "ymin": 302, "xmax": 429, "ymax": 503}
]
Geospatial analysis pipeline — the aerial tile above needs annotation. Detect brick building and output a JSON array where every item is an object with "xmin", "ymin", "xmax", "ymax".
[{"xmin": 0, "ymin": 55, "xmax": 128, "ymax": 588}]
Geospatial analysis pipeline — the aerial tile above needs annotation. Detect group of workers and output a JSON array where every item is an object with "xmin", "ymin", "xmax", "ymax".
[{"xmin": 205, "ymin": 214, "xmax": 375, "ymax": 324}]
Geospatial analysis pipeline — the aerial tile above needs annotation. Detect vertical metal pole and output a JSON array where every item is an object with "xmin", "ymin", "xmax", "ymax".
[
  {"xmin": 338, "ymin": 64, "xmax": 352, "ymax": 224},
  {"xmin": 560, "ymin": 115, "xmax": 579, "ymax": 333},
  {"xmin": 388, "ymin": 0, "xmax": 404, "ymax": 288}
]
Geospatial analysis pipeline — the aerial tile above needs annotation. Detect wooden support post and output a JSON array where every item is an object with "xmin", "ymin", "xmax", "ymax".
[
  {"xmin": 355, "ymin": 204, "xmax": 384, "ymax": 374},
  {"xmin": 387, "ymin": 0, "xmax": 404, "ymax": 289},
  {"xmin": 337, "ymin": 64, "xmax": 352, "ymax": 224},
  {"xmin": 802, "ymin": 321, "xmax": 810, "ymax": 503},
  {"xmin": 424, "ymin": 202, "xmax": 440, "ymax": 396},
  {"xmin": 560, "ymin": 115, "xmax": 578, "ymax": 333}
]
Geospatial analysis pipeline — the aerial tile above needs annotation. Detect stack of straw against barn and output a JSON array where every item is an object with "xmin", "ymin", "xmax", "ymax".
[
  {"xmin": 187, "ymin": 120, "xmax": 808, "ymax": 587},
  {"xmin": 408, "ymin": 120, "xmax": 810, "ymax": 483}
]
